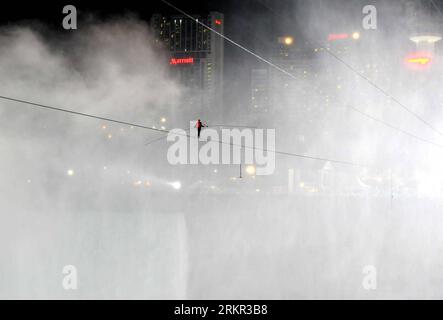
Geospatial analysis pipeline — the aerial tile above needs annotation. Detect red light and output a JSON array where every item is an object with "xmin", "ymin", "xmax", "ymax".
[
  {"xmin": 328, "ymin": 33, "xmax": 349, "ymax": 41},
  {"xmin": 170, "ymin": 57, "xmax": 194, "ymax": 65},
  {"xmin": 215, "ymin": 19, "xmax": 222, "ymax": 25}
]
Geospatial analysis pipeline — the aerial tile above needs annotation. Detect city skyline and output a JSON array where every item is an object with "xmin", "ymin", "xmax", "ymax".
[{"xmin": 2, "ymin": 0, "xmax": 443, "ymax": 303}]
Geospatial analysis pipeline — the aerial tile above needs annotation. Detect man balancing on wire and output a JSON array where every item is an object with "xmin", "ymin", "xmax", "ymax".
[{"xmin": 195, "ymin": 119, "xmax": 207, "ymax": 139}]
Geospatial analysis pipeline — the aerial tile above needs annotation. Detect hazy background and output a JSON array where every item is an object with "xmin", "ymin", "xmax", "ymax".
[{"xmin": 1, "ymin": 0, "xmax": 443, "ymax": 299}]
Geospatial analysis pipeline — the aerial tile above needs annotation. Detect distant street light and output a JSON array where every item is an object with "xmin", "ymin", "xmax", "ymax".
[
  {"xmin": 279, "ymin": 36, "xmax": 294, "ymax": 46},
  {"xmin": 284, "ymin": 37, "xmax": 294, "ymax": 46},
  {"xmin": 409, "ymin": 34, "xmax": 442, "ymax": 44},
  {"xmin": 352, "ymin": 32, "xmax": 360, "ymax": 40},
  {"xmin": 170, "ymin": 181, "xmax": 182, "ymax": 190},
  {"xmin": 246, "ymin": 165, "xmax": 256, "ymax": 176}
]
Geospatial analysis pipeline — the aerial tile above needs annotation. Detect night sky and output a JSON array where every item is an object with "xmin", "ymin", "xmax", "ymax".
[
  {"xmin": 0, "ymin": 1, "xmax": 291, "ymax": 31},
  {"xmin": 0, "ymin": 1, "xmax": 297, "ymax": 55}
]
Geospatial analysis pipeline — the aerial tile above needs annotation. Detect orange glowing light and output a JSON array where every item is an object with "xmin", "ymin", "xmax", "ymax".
[
  {"xmin": 407, "ymin": 57, "xmax": 431, "ymax": 65},
  {"xmin": 284, "ymin": 37, "xmax": 294, "ymax": 45},
  {"xmin": 405, "ymin": 52, "xmax": 433, "ymax": 70}
]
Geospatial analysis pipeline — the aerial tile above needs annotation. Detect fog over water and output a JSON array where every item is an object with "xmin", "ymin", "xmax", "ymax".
[{"xmin": 1, "ymin": 0, "xmax": 443, "ymax": 299}]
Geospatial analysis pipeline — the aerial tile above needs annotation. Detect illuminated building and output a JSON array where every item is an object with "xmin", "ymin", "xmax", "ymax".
[
  {"xmin": 150, "ymin": 12, "xmax": 224, "ymax": 122},
  {"xmin": 268, "ymin": 37, "xmax": 320, "ymax": 133}
]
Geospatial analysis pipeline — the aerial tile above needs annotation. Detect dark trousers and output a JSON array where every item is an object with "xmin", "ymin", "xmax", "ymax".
[{"xmin": 198, "ymin": 127, "xmax": 202, "ymax": 138}]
